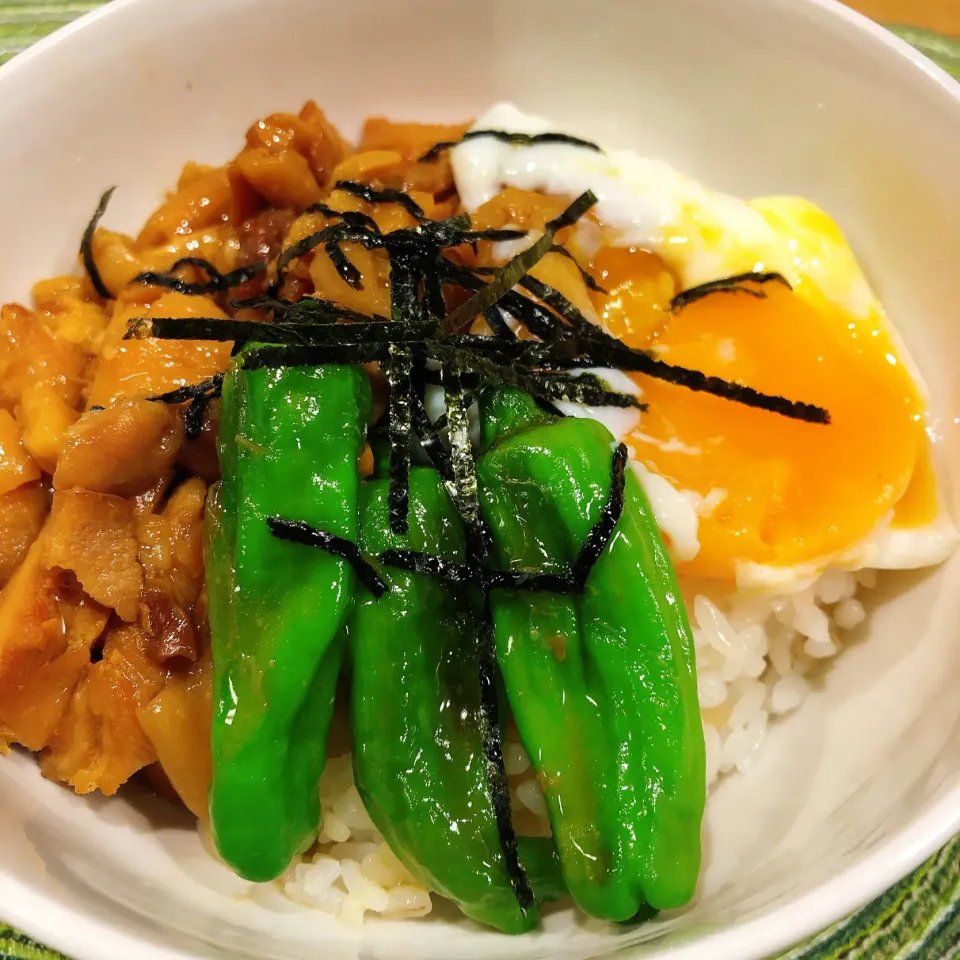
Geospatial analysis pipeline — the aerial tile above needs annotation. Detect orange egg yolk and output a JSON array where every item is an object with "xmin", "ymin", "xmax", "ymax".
[{"xmin": 590, "ymin": 247, "xmax": 936, "ymax": 581}]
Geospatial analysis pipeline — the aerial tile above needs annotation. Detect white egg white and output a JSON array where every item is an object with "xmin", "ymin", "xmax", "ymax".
[{"xmin": 451, "ymin": 104, "xmax": 960, "ymax": 586}]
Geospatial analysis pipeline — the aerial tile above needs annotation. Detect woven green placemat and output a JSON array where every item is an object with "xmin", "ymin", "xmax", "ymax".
[{"xmin": 0, "ymin": 3, "xmax": 958, "ymax": 959}]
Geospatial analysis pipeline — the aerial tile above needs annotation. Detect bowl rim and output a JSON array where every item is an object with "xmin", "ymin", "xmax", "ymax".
[{"xmin": 0, "ymin": 0, "xmax": 958, "ymax": 958}]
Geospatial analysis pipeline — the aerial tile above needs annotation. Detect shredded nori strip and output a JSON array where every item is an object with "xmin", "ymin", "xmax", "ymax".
[
  {"xmin": 303, "ymin": 202, "xmax": 381, "ymax": 234},
  {"xmin": 274, "ymin": 221, "xmax": 372, "ymax": 284},
  {"xmin": 379, "ymin": 443, "xmax": 630, "ymax": 593},
  {"xmin": 80, "ymin": 187, "xmax": 116, "ymax": 300},
  {"xmin": 461, "ymin": 227, "xmax": 529, "ymax": 244},
  {"xmin": 549, "ymin": 244, "xmax": 607, "ymax": 293},
  {"xmin": 447, "ymin": 280, "xmax": 831, "ymax": 424},
  {"xmin": 431, "ymin": 343, "xmax": 643, "ymax": 411},
  {"xmin": 475, "ymin": 600, "xmax": 534, "ymax": 914},
  {"xmin": 671, "ymin": 271, "xmax": 791, "ymax": 311},
  {"xmin": 266, "ymin": 517, "xmax": 387, "ymax": 598},
  {"xmin": 411, "ymin": 392, "xmax": 454, "ymax": 484},
  {"xmin": 132, "ymin": 317, "xmax": 433, "ymax": 347},
  {"xmin": 602, "ymin": 349, "xmax": 830, "ymax": 424},
  {"xmin": 378, "ymin": 550, "xmax": 576, "ymax": 594},
  {"xmin": 441, "ymin": 365, "xmax": 488, "ymax": 562},
  {"xmin": 571, "ymin": 443, "xmax": 627, "ymax": 586},
  {"xmin": 325, "ymin": 238, "xmax": 364, "ymax": 289},
  {"xmin": 133, "ymin": 257, "xmax": 267, "ymax": 296},
  {"xmin": 419, "ymin": 129, "xmax": 603, "ymax": 162},
  {"xmin": 389, "ymin": 254, "xmax": 421, "ymax": 327},
  {"xmin": 240, "ymin": 342, "xmax": 390, "ymax": 371},
  {"xmin": 185, "ymin": 388, "xmax": 220, "ymax": 440},
  {"xmin": 377, "ymin": 549, "xmax": 475, "ymax": 584},
  {"xmin": 147, "ymin": 373, "xmax": 224, "ymax": 441},
  {"xmin": 443, "ymin": 191, "xmax": 598, "ymax": 334},
  {"xmin": 421, "ymin": 255, "xmax": 447, "ymax": 326},
  {"xmin": 518, "ymin": 275, "xmax": 596, "ymax": 337},
  {"xmin": 483, "ymin": 306, "xmax": 516, "ymax": 340},
  {"xmin": 231, "ymin": 295, "xmax": 388, "ymax": 325},
  {"xmin": 334, "ymin": 180, "xmax": 428, "ymax": 221},
  {"xmin": 147, "ymin": 374, "xmax": 224, "ymax": 406},
  {"xmin": 385, "ymin": 345, "xmax": 414, "ymax": 534}
]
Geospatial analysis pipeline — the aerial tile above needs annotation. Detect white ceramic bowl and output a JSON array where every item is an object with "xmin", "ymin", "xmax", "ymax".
[{"xmin": 1, "ymin": 0, "xmax": 959, "ymax": 958}]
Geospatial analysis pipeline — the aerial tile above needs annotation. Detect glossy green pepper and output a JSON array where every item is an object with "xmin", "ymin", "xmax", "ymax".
[
  {"xmin": 206, "ymin": 363, "xmax": 372, "ymax": 882},
  {"xmin": 476, "ymin": 386, "xmax": 705, "ymax": 919},
  {"xmin": 348, "ymin": 466, "xmax": 545, "ymax": 933}
]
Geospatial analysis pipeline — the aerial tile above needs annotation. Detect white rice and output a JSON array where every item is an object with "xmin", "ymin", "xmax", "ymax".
[
  {"xmin": 265, "ymin": 566, "xmax": 874, "ymax": 921},
  {"xmin": 276, "ymin": 755, "xmax": 432, "ymax": 923}
]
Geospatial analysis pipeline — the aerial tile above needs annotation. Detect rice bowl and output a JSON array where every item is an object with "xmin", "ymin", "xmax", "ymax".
[{"xmin": 0, "ymin": 1, "xmax": 959, "ymax": 959}]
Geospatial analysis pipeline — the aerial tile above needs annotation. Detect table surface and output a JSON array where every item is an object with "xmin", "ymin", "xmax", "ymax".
[
  {"xmin": 0, "ymin": 3, "xmax": 958, "ymax": 960},
  {"xmin": 849, "ymin": 0, "xmax": 960, "ymax": 34}
]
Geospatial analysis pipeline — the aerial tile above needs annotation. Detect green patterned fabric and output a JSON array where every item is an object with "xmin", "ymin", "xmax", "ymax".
[
  {"xmin": 0, "ymin": 3, "xmax": 958, "ymax": 959},
  {"xmin": 0, "ymin": 1, "xmax": 102, "ymax": 64},
  {"xmin": 0, "ymin": 925, "xmax": 67, "ymax": 960},
  {"xmin": 888, "ymin": 24, "xmax": 960, "ymax": 80}
]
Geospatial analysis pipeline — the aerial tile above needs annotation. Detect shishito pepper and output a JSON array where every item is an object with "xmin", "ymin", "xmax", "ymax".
[
  {"xmin": 476, "ymin": 386, "xmax": 705, "ymax": 919},
  {"xmin": 205, "ymin": 363, "xmax": 372, "ymax": 882},
  {"xmin": 348, "ymin": 465, "xmax": 544, "ymax": 933}
]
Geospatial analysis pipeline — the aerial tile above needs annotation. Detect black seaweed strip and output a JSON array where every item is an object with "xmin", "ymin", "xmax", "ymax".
[
  {"xmin": 599, "ymin": 348, "xmax": 830, "ymax": 424},
  {"xmin": 231, "ymin": 295, "xmax": 389, "ymax": 325},
  {"xmin": 549, "ymin": 245, "xmax": 607, "ymax": 293},
  {"xmin": 385, "ymin": 345, "xmax": 414, "ymax": 535},
  {"xmin": 500, "ymin": 290, "xmax": 574, "ymax": 341},
  {"xmin": 476, "ymin": 601, "xmax": 534, "ymax": 914},
  {"xmin": 670, "ymin": 271, "xmax": 791, "ymax": 311},
  {"xmin": 303, "ymin": 202, "xmax": 381, "ymax": 234},
  {"xmin": 536, "ymin": 372, "xmax": 646, "ymax": 410},
  {"xmin": 439, "ymin": 258, "xmax": 574, "ymax": 343},
  {"xmin": 147, "ymin": 373, "xmax": 223, "ymax": 441},
  {"xmin": 442, "ymin": 191, "xmax": 597, "ymax": 335},
  {"xmin": 377, "ymin": 550, "xmax": 572, "ymax": 593},
  {"xmin": 431, "ymin": 344, "xmax": 640, "ymax": 410},
  {"xmin": 420, "ymin": 386, "xmax": 475, "ymax": 435},
  {"xmin": 571, "ymin": 443, "xmax": 627, "ymax": 586},
  {"xmin": 133, "ymin": 274, "xmax": 212, "ymax": 297},
  {"xmin": 376, "ymin": 549, "xmax": 475, "ymax": 584},
  {"xmin": 135, "ymin": 317, "xmax": 433, "ymax": 346},
  {"xmin": 518, "ymin": 275, "xmax": 596, "ymax": 336},
  {"xmin": 184, "ymin": 388, "xmax": 218, "ymax": 441},
  {"xmin": 461, "ymin": 228, "xmax": 529, "ymax": 243},
  {"xmin": 274, "ymin": 221, "xmax": 372, "ymax": 281},
  {"xmin": 80, "ymin": 187, "xmax": 116, "ymax": 299},
  {"xmin": 267, "ymin": 518, "xmax": 387, "ymax": 597},
  {"xmin": 439, "ymin": 260, "xmax": 569, "ymax": 342},
  {"xmin": 421, "ymin": 256, "xmax": 447, "ymax": 326},
  {"xmin": 334, "ymin": 180, "xmax": 427, "ymax": 220},
  {"xmin": 443, "ymin": 335, "xmax": 562, "ymax": 367},
  {"xmin": 240, "ymin": 343, "xmax": 390, "ymax": 370},
  {"xmin": 134, "ymin": 258, "xmax": 266, "ymax": 297},
  {"xmin": 485, "ymin": 569, "xmax": 577, "ymax": 592},
  {"xmin": 419, "ymin": 129, "xmax": 603, "ymax": 162},
  {"xmin": 483, "ymin": 307, "xmax": 516, "ymax": 340},
  {"xmin": 325, "ymin": 239, "xmax": 364, "ymax": 290},
  {"xmin": 441, "ymin": 366, "xmax": 488, "ymax": 561},
  {"xmin": 389, "ymin": 256, "xmax": 421, "ymax": 326},
  {"xmin": 444, "ymin": 290, "xmax": 830, "ymax": 424},
  {"xmin": 411, "ymin": 393, "xmax": 454, "ymax": 484},
  {"xmin": 147, "ymin": 374, "xmax": 224, "ymax": 406}
]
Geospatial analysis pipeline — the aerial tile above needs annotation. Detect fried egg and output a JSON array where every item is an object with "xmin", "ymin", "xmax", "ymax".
[{"xmin": 453, "ymin": 104, "xmax": 958, "ymax": 590}]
